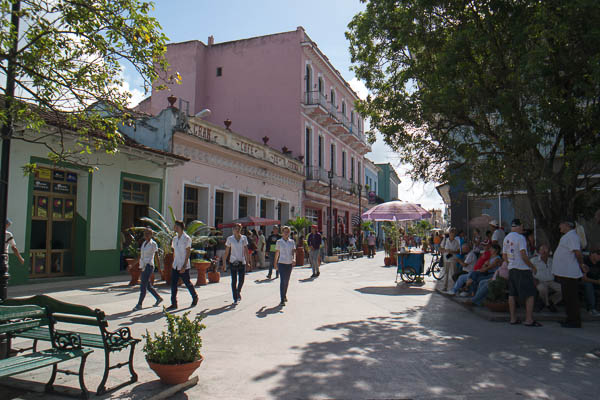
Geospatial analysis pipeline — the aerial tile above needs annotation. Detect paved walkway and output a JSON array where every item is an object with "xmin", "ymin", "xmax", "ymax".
[{"xmin": 4, "ymin": 253, "xmax": 600, "ymax": 399}]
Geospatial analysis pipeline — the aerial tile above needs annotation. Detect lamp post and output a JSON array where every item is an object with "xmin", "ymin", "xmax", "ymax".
[
  {"xmin": 328, "ymin": 170, "xmax": 333, "ymax": 256},
  {"xmin": 357, "ymin": 184, "xmax": 363, "ymax": 243}
]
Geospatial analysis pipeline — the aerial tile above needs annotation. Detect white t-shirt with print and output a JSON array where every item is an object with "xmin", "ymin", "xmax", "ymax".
[
  {"xmin": 503, "ymin": 232, "xmax": 529, "ymax": 270},
  {"xmin": 226, "ymin": 234, "xmax": 248, "ymax": 265},
  {"xmin": 276, "ymin": 238, "xmax": 296, "ymax": 265},
  {"xmin": 552, "ymin": 229, "xmax": 582, "ymax": 279}
]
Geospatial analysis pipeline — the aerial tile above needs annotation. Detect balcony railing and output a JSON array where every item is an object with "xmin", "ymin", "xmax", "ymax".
[
  {"xmin": 303, "ymin": 91, "xmax": 328, "ymax": 108},
  {"xmin": 306, "ymin": 166, "xmax": 330, "ymax": 183}
]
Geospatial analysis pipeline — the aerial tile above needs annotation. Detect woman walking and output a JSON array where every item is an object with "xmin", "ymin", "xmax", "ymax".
[
  {"xmin": 133, "ymin": 228, "xmax": 163, "ymax": 311},
  {"xmin": 275, "ymin": 226, "xmax": 296, "ymax": 306}
]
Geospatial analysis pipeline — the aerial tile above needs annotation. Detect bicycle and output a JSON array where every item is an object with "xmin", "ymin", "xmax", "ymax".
[{"xmin": 423, "ymin": 252, "xmax": 444, "ymax": 280}]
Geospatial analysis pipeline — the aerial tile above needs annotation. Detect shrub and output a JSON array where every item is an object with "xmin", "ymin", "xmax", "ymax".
[
  {"xmin": 486, "ymin": 277, "xmax": 508, "ymax": 303},
  {"xmin": 143, "ymin": 311, "xmax": 205, "ymax": 364}
]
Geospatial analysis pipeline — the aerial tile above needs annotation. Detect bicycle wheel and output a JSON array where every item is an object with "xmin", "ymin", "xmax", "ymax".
[
  {"xmin": 431, "ymin": 260, "xmax": 444, "ymax": 280},
  {"xmin": 401, "ymin": 267, "xmax": 417, "ymax": 283}
]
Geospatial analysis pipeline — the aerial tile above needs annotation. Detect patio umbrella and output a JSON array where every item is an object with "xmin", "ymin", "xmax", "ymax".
[
  {"xmin": 361, "ymin": 200, "xmax": 431, "ymax": 222},
  {"xmin": 218, "ymin": 216, "xmax": 280, "ymax": 229},
  {"xmin": 469, "ymin": 214, "xmax": 493, "ymax": 227}
]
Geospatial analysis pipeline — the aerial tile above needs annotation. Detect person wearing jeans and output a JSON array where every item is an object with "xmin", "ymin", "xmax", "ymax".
[
  {"xmin": 275, "ymin": 226, "xmax": 296, "ymax": 306},
  {"xmin": 222, "ymin": 224, "xmax": 249, "ymax": 303},
  {"xmin": 307, "ymin": 225, "xmax": 321, "ymax": 278},
  {"xmin": 266, "ymin": 226, "xmax": 281, "ymax": 279},
  {"xmin": 133, "ymin": 228, "xmax": 163, "ymax": 311},
  {"xmin": 167, "ymin": 220, "xmax": 198, "ymax": 310}
]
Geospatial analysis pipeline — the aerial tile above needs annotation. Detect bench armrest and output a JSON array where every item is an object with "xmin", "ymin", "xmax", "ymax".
[
  {"xmin": 53, "ymin": 331, "xmax": 83, "ymax": 350},
  {"xmin": 105, "ymin": 327, "xmax": 133, "ymax": 347}
]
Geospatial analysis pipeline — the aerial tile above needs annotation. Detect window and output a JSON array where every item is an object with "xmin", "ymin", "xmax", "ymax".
[
  {"xmin": 351, "ymin": 111, "xmax": 354, "ymax": 124},
  {"xmin": 358, "ymin": 161, "xmax": 362, "ymax": 184},
  {"xmin": 305, "ymin": 65, "xmax": 312, "ymax": 93},
  {"xmin": 330, "ymin": 143, "xmax": 336, "ymax": 174},
  {"xmin": 305, "ymin": 208, "xmax": 319, "ymax": 226},
  {"xmin": 238, "ymin": 195, "xmax": 248, "ymax": 218},
  {"xmin": 216, "ymin": 67, "xmax": 222, "ymax": 77},
  {"xmin": 122, "ymin": 181, "xmax": 149, "ymax": 204},
  {"xmin": 351, "ymin": 157, "xmax": 355, "ymax": 182},
  {"xmin": 215, "ymin": 191, "xmax": 224, "ymax": 227},
  {"xmin": 318, "ymin": 77, "xmax": 323, "ymax": 94},
  {"xmin": 342, "ymin": 151, "xmax": 346, "ymax": 178},
  {"xmin": 183, "ymin": 186, "xmax": 199, "ymax": 225},
  {"xmin": 260, "ymin": 199, "xmax": 267, "ymax": 218},
  {"xmin": 342, "ymin": 101, "xmax": 346, "ymax": 116},
  {"xmin": 305, "ymin": 127, "xmax": 311, "ymax": 168},
  {"xmin": 318, "ymin": 136, "xmax": 323, "ymax": 168},
  {"xmin": 330, "ymin": 89, "xmax": 335, "ymax": 106}
]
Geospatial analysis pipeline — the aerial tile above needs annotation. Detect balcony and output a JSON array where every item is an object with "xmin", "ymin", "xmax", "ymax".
[
  {"xmin": 330, "ymin": 112, "xmax": 350, "ymax": 137},
  {"xmin": 302, "ymin": 91, "xmax": 339, "ymax": 126},
  {"xmin": 305, "ymin": 167, "xmax": 368, "ymax": 205}
]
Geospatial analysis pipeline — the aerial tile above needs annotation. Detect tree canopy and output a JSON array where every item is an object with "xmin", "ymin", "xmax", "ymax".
[
  {"xmin": 347, "ymin": 0, "xmax": 600, "ymax": 245},
  {"xmin": 0, "ymin": 0, "xmax": 173, "ymax": 169}
]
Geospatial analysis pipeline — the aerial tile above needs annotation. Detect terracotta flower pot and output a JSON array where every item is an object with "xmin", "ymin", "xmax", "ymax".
[
  {"xmin": 384, "ymin": 257, "xmax": 391, "ymax": 266},
  {"xmin": 147, "ymin": 357, "xmax": 203, "ymax": 385},
  {"xmin": 163, "ymin": 253, "xmax": 174, "ymax": 285},
  {"xmin": 296, "ymin": 247, "xmax": 304, "ymax": 266},
  {"xmin": 126, "ymin": 259, "xmax": 140, "ymax": 286},
  {"xmin": 207, "ymin": 271, "xmax": 220, "ymax": 283},
  {"xmin": 192, "ymin": 261, "xmax": 211, "ymax": 286},
  {"xmin": 485, "ymin": 302, "xmax": 509, "ymax": 313}
]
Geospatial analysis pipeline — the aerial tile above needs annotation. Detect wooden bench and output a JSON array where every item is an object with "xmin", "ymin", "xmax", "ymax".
[
  {"xmin": 0, "ymin": 304, "xmax": 93, "ymax": 399},
  {"xmin": 338, "ymin": 252, "xmax": 351, "ymax": 261},
  {"xmin": 2, "ymin": 295, "xmax": 140, "ymax": 395},
  {"xmin": 351, "ymin": 251, "xmax": 364, "ymax": 259}
]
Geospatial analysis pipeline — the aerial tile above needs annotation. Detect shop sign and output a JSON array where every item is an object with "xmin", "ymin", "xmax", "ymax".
[
  {"xmin": 52, "ymin": 183, "xmax": 71, "ymax": 194},
  {"xmin": 34, "ymin": 180, "xmax": 50, "ymax": 191},
  {"xmin": 53, "ymin": 170, "xmax": 65, "ymax": 181},
  {"xmin": 66, "ymin": 172, "xmax": 77, "ymax": 182}
]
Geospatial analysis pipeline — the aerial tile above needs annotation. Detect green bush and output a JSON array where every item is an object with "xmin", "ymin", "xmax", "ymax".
[
  {"xmin": 486, "ymin": 277, "xmax": 508, "ymax": 303},
  {"xmin": 143, "ymin": 311, "xmax": 205, "ymax": 365}
]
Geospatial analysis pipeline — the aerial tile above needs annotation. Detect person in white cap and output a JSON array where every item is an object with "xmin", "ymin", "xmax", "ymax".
[{"xmin": 490, "ymin": 219, "xmax": 505, "ymax": 247}]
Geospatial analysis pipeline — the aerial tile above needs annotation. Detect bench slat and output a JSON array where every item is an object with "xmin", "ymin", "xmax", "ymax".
[
  {"xmin": 14, "ymin": 327, "xmax": 138, "ymax": 349},
  {"xmin": 0, "ymin": 305, "xmax": 46, "ymax": 321},
  {"xmin": 0, "ymin": 348, "xmax": 93, "ymax": 377}
]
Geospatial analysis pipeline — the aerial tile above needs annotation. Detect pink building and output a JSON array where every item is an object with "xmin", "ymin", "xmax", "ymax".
[{"xmin": 139, "ymin": 27, "xmax": 371, "ymax": 236}]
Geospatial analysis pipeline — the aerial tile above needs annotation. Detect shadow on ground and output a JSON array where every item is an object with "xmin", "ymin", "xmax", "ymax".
[{"xmin": 354, "ymin": 286, "xmax": 431, "ymax": 296}]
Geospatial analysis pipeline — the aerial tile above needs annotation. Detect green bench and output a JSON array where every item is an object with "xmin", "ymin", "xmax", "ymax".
[
  {"xmin": 0, "ymin": 304, "xmax": 93, "ymax": 398},
  {"xmin": 2, "ymin": 295, "xmax": 140, "ymax": 395}
]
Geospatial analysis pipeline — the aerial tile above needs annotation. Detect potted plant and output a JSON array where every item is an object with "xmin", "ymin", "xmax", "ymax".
[
  {"xmin": 360, "ymin": 221, "xmax": 374, "ymax": 254},
  {"xmin": 287, "ymin": 216, "xmax": 312, "ymax": 266},
  {"xmin": 191, "ymin": 251, "xmax": 210, "ymax": 287},
  {"xmin": 143, "ymin": 311, "xmax": 205, "ymax": 385},
  {"xmin": 207, "ymin": 258, "xmax": 220, "ymax": 283},
  {"xmin": 485, "ymin": 277, "xmax": 509, "ymax": 312}
]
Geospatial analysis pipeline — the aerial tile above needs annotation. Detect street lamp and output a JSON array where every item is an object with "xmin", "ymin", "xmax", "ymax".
[
  {"xmin": 328, "ymin": 169, "xmax": 334, "ymax": 256},
  {"xmin": 357, "ymin": 184, "xmax": 363, "ymax": 241}
]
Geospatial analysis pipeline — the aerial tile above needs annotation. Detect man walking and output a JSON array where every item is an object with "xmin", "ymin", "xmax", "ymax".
[
  {"xmin": 257, "ymin": 229, "xmax": 266, "ymax": 269},
  {"xmin": 167, "ymin": 220, "xmax": 198, "ymax": 311},
  {"xmin": 307, "ymin": 225, "xmax": 322, "ymax": 278},
  {"xmin": 553, "ymin": 221, "xmax": 587, "ymax": 328},
  {"xmin": 266, "ymin": 226, "xmax": 281, "ymax": 279},
  {"xmin": 503, "ymin": 219, "xmax": 539, "ymax": 326},
  {"xmin": 222, "ymin": 224, "xmax": 249, "ymax": 303}
]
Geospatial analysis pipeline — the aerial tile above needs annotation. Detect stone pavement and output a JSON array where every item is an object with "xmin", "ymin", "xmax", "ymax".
[{"xmin": 3, "ymin": 253, "xmax": 600, "ymax": 399}]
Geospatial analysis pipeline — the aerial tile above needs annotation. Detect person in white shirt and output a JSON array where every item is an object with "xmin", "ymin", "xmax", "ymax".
[
  {"xmin": 222, "ymin": 224, "xmax": 249, "ymax": 303},
  {"xmin": 490, "ymin": 219, "xmax": 505, "ymax": 248},
  {"xmin": 553, "ymin": 221, "xmax": 587, "ymax": 328},
  {"xmin": 531, "ymin": 244, "xmax": 560, "ymax": 313},
  {"xmin": 275, "ymin": 226, "xmax": 296, "ymax": 306},
  {"xmin": 133, "ymin": 228, "xmax": 163, "ymax": 311},
  {"xmin": 503, "ymin": 219, "xmax": 539, "ymax": 327},
  {"xmin": 167, "ymin": 220, "xmax": 198, "ymax": 311},
  {"xmin": 441, "ymin": 228, "xmax": 461, "ymax": 291},
  {"xmin": 4, "ymin": 219, "xmax": 24, "ymax": 266}
]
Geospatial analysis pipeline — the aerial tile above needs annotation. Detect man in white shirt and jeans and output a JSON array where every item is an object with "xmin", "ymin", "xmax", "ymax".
[
  {"xmin": 222, "ymin": 224, "xmax": 249, "ymax": 304},
  {"xmin": 167, "ymin": 220, "xmax": 198, "ymax": 311},
  {"xmin": 503, "ymin": 219, "xmax": 539, "ymax": 326}
]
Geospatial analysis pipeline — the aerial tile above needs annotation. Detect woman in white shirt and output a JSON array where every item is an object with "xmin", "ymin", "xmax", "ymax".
[
  {"xmin": 133, "ymin": 228, "xmax": 163, "ymax": 310},
  {"xmin": 441, "ymin": 228, "xmax": 461, "ymax": 291},
  {"xmin": 275, "ymin": 226, "xmax": 296, "ymax": 306}
]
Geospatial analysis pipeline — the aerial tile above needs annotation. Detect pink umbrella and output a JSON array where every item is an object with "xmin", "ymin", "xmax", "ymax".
[{"xmin": 361, "ymin": 200, "xmax": 431, "ymax": 222}]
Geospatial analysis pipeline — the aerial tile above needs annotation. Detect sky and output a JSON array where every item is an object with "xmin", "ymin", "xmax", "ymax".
[{"xmin": 124, "ymin": 0, "xmax": 444, "ymax": 210}]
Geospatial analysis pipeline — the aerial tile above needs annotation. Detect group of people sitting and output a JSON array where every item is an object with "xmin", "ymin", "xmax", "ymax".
[{"xmin": 439, "ymin": 219, "xmax": 600, "ymax": 328}]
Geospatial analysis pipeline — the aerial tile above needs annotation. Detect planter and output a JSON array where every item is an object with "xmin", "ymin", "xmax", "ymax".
[
  {"xmin": 207, "ymin": 271, "xmax": 220, "ymax": 283},
  {"xmin": 363, "ymin": 244, "xmax": 369, "ymax": 254},
  {"xmin": 192, "ymin": 261, "xmax": 211, "ymax": 287},
  {"xmin": 147, "ymin": 357, "xmax": 203, "ymax": 385},
  {"xmin": 126, "ymin": 259, "xmax": 140, "ymax": 286},
  {"xmin": 162, "ymin": 253, "xmax": 174, "ymax": 285},
  {"xmin": 296, "ymin": 247, "xmax": 304, "ymax": 266},
  {"xmin": 384, "ymin": 257, "xmax": 391, "ymax": 266},
  {"xmin": 485, "ymin": 302, "xmax": 509, "ymax": 313}
]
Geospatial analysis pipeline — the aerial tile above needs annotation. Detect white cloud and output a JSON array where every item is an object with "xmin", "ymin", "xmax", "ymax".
[
  {"xmin": 122, "ymin": 79, "xmax": 146, "ymax": 108},
  {"xmin": 349, "ymin": 77, "xmax": 369, "ymax": 100}
]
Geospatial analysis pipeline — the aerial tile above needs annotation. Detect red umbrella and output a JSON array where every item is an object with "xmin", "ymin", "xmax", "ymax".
[{"xmin": 218, "ymin": 216, "xmax": 280, "ymax": 229}]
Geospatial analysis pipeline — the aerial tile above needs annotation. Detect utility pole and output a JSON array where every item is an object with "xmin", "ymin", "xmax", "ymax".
[
  {"xmin": 327, "ymin": 170, "xmax": 333, "ymax": 257},
  {"xmin": 0, "ymin": 0, "xmax": 21, "ymax": 302}
]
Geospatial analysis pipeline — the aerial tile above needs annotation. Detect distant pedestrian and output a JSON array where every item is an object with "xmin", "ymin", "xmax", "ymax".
[
  {"xmin": 441, "ymin": 228, "xmax": 461, "ymax": 291},
  {"xmin": 166, "ymin": 220, "xmax": 198, "ymax": 311},
  {"xmin": 367, "ymin": 232, "xmax": 376, "ymax": 258},
  {"xmin": 4, "ymin": 219, "xmax": 24, "ymax": 267},
  {"xmin": 553, "ymin": 221, "xmax": 587, "ymax": 328},
  {"xmin": 275, "ymin": 226, "xmax": 296, "ymax": 306},
  {"xmin": 222, "ymin": 224, "xmax": 249, "ymax": 304},
  {"xmin": 133, "ymin": 228, "xmax": 163, "ymax": 311},
  {"xmin": 257, "ymin": 229, "xmax": 266, "ymax": 269},
  {"xmin": 266, "ymin": 226, "xmax": 281, "ymax": 279},
  {"xmin": 307, "ymin": 225, "xmax": 322, "ymax": 277}
]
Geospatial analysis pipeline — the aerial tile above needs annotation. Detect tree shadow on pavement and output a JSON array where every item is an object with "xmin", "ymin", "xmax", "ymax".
[
  {"xmin": 254, "ymin": 293, "xmax": 600, "ymax": 399},
  {"xmin": 256, "ymin": 304, "xmax": 283, "ymax": 318},
  {"xmin": 354, "ymin": 286, "xmax": 431, "ymax": 296}
]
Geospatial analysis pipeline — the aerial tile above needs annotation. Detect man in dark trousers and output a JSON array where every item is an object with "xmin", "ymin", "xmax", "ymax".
[
  {"xmin": 167, "ymin": 220, "xmax": 198, "ymax": 311},
  {"xmin": 266, "ymin": 226, "xmax": 281, "ymax": 279},
  {"xmin": 307, "ymin": 225, "xmax": 322, "ymax": 277}
]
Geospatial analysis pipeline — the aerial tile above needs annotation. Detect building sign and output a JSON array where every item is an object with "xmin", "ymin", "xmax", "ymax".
[
  {"xmin": 66, "ymin": 172, "xmax": 77, "ymax": 182},
  {"xmin": 53, "ymin": 170, "xmax": 65, "ymax": 181},
  {"xmin": 37, "ymin": 168, "xmax": 51, "ymax": 180},
  {"xmin": 52, "ymin": 183, "xmax": 71, "ymax": 194},
  {"xmin": 190, "ymin": 123, "xmax": 213, "ymax": 142}
]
